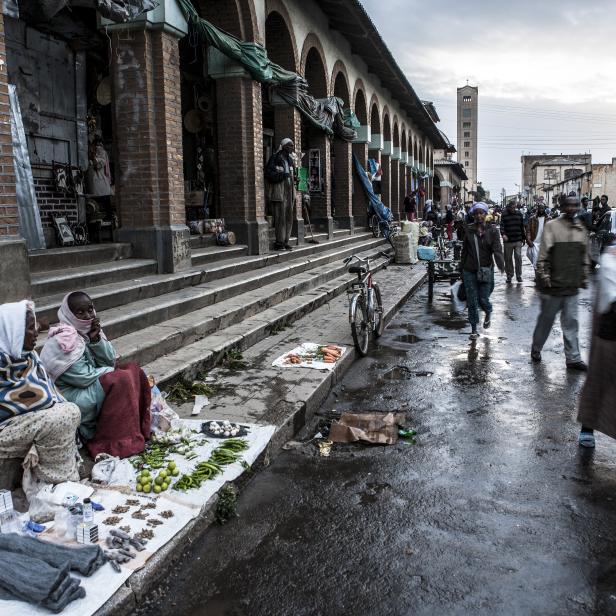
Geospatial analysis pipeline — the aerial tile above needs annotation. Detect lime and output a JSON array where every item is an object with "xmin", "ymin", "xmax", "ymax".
[
  {"xmin": 136, "ymin": 476, "xmax": 144, "ymax": 485},
  {"xmin": 136, "ymin": 483, "xmax": 143, "ymax": 492},
  {"xmin": 154, "ymin": 476, "xmax": 164, "ymax": 486},
  {"xmin": 153, "ymin": 485, "xmax": 162, "ymax": 494},
  {"xmin": 162, "ymin": 482, "xmax": 169, "ymax": 491},
  {"xmin": 171, "ymin": 468, "xmax": 179, "ymax": 476},
  {"xmin": 142, "ymin": 483, "xmax": 151, "ymax": 493},
  {"xmin": 142, "ymin": 469, "xmax": 150, "ymax": 477},
  {"xmin": 168, "ymin": 461, "xmax": 177, "ymax": 470},
  {"xmin": 159, "ymin": 470, "xmax": 168, "ymax": 479}
]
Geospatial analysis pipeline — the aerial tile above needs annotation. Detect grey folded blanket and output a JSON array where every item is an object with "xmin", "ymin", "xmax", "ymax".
[
  {"xmin": 0, "ymin": 550, "xmax": 85, "ymax": 613},
  {"xmin": 0, "ymin": 533, "xmax": 105, "ymax": 576},
  {"xmin": 0, "ymin": 533, "xmax": 105, "ymax": 612}
]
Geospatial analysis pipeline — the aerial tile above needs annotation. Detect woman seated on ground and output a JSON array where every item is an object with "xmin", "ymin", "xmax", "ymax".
[
  {"xmin": 0, "ymin": 300, "xmax": 81, "ymax": 486},
  {"xmin": 40, "ymin": 292, "xmax": 150, "ymax": 459}
]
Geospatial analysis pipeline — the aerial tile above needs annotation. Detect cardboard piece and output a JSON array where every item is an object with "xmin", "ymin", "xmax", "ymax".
[{"xmin": 329, "ymin": 412, "xmax": 406, "ymax": 445}]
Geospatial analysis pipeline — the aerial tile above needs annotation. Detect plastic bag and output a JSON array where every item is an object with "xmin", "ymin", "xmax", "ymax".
[
  {"xmin": 150, "ymin": 384, "xmax": 180, "ymax": 434},
  {"xmin": 451, "ymin": 280, "xmax": 467, "ymax": 314},
  {"xmin": 526, "ymin": 242, "xmax": 538, "ymax": 267},
  {"xmin": 28, "ymin": 482, "xmax": 94, "ymax": 523},
  {"xmin": 91, "ymin": 455, "xmax": 136, "ymax": 488}
]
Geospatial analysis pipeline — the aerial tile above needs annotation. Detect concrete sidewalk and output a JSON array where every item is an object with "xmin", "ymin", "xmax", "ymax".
[{"xmin": 97, "ymin": 262, "xmax": 427, "ymax": 616}]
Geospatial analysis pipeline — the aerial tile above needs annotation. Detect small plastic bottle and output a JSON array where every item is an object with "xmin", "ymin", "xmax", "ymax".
[{"xmin": 82, "ymin": 498, "xmax": 94, "ymax": 524}]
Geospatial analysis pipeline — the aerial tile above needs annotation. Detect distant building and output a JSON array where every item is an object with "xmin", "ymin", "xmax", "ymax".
[
  {"xmin": 457, "ymin": 85, "xmax": 478, "ymax": 194},
  {"xmin": 521, "ymin": 153, "xmax": 591, "ymax": 198},
  {"xmin": 549, "ymin": 157, "xmax": 616, "ymax": 201},
  {"xmin": 527, "ymin": 156, "xmax": 592, "ymax": 204}
]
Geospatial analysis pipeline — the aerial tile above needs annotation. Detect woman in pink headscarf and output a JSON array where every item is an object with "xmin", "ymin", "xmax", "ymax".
[{"xmin": 40, "ymin": 292, "xmax": 150, "ymax": 458}]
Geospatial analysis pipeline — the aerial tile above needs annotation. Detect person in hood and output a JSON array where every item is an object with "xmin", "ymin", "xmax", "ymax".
[
  {"xmin": 40, "ymin": 292, "xmax": 150, "ymax": 459},
  {"xmin": 0, "ymin": 300, "xmax": 80, "ymax": 487},
  {"xmin": 531, "ymin": 196, "xmax": 590, "ymax": 370},
  {"xmin": 265, "ymin": 138, "xmax": 296, "ymax": 251}
]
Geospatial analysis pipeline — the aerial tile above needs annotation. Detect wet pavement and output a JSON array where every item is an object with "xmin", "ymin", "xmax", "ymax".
[{"xmin": 136, "ymin": 268, "xmax": 616, "ymax": 616}]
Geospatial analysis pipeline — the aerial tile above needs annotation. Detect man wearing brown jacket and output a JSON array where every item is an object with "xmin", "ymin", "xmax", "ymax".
[{"xmin": 531, "ymin": 196, "xmax": 590, "ymax": 370}]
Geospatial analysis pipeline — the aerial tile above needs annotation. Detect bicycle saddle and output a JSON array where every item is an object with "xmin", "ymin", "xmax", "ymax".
[{"xmin": 348, "ymin": 263, "xmax": 368, "ymax": 274}]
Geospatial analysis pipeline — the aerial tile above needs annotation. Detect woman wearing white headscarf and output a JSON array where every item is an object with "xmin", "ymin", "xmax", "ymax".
[
  {"xmin": 0, "ymin": 300, "xmax": 80, "ymax": 485},
  {"xmin": 577, "ymin": 213, "xmax": 616, "ymax": 448}
]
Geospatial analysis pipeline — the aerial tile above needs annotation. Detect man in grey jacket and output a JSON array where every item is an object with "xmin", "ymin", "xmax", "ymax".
[
  {"xmin": 265, "ymin": 138, "xmax": 296, "ymax": 250},
  {"xmin": 531, "ymin": 196, "xmax": 590, "ymax": 370}
]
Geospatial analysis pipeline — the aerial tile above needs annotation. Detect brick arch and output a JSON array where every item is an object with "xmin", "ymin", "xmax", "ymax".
[
  {"xmin": 300, "ymin": 33, "xmax": 329, "ymax": 97},
  {"xmin": 197, "ymin": 0, "xmax": 258, "ymax": 41},
  {"xmin": 330, "ymin": 60, "xmax": 350, "ymax": 105},
  {"xmin": 401, "ymin": 127, "xmax": 407, "ymax": 151},
  {"xmin": 382, "ymin": 107, "xmax": 392, "ymax": 140},
  {"xmin": 352, "ymin": 79, "xmax": 368, "ymax": 125},
  {"xmin": 265, "ymin": 0, "xmax": 299, "ymax": 71},
  {"xmin": 369, "ymin": 93, "xmax": 381, "ymax": 133},
  {"xmin": 393, "ymin": 119, "xmax": 400, "ymax": 147}
]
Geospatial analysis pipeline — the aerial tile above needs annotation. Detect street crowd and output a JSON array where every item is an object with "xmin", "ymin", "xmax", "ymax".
[{"xmin": 410, "ymin": 191, "xmax": 615, "ymax": 451}]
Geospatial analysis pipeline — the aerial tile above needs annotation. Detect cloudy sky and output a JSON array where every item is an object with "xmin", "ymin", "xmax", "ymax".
[{"xmin": 361, "ymin": 0, "xmax": 616, "ymax": 199}]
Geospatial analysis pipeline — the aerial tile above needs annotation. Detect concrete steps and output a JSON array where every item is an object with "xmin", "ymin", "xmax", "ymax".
[
  {"xmin": 29, "ymin": 242, "xmax": 133, "ymax": 273},
  {"xmin": 31, "ymin": 258, "xmax": 158, "ymax": 299},
  {"xmin": 32, "ymin": 231, "xmax": 388, "ymax": 384},
  {"xmin": 142, "ymin": 245, "xmax": 392, "ymax": 385},
  {"xmin": 110, "ymin": 243, "xmax": 387, "ymax": 367},
  {"xmin": 191, "ymin": 245, "xmax": 249, "ymax": 267}
]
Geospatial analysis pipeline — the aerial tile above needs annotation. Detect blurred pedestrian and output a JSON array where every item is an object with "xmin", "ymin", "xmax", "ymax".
[
  {"xmin": 500, "ymin": 201, "xmax": 526, "ymax": 283},
  {"xmin": 531, "ymin": 196, "xmax": 589, "ymax": 370},
  {"xmin": 577, "ymin": 214, "xmax": 616, "ymax": 448},
  {"xmin": 445, "ymin": 204, "xmax": 454, "ymax": 240},
  {"xmin": 526, "ymin": 202, "xmax": 548, "ymax": 269},
  {"xmin": 460, "ymin": 202, "xmax": 505, "ymax": 340}
]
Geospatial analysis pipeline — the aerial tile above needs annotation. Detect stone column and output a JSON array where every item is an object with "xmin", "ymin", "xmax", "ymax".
[
  {"xmin": 390, "ymin": 147, "xmax": 400, "ymax": 220},
  {"xmin": 333, "ymin": 138, "xmax": 353, "ymax": 232},
  {"xmin": 273, "ymin": 105, "xmax": 304, "ymax": 244},
  {"xmin": 111, "ymin": 26, "xmax": 190, "ymax": 272},
  {"xmin": 0, "ymin": 5, "xmax": 30, "ymax": 302},
  {"xmin": 381, "ymin": 154, "xmax": 391, "ymax": 210},
  {"xmin": 352, "ymin": 142, "xmax": 369, "ymax": 229},
  {"xmin": 208, "ymin": 48, "xmax": 268, "ymax": 254}
]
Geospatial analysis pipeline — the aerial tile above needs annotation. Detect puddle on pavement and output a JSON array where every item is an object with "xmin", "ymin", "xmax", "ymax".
[
  {"xmin": 433, "ymin": 318, "xmax": 467, "ymax": 330},
  {"xmin": 395, "ymin": 334, "xmax": 422, "ymax": 343},
  {"xmin": 382, "ymin": 366, "xmax": 433, "ymax": 380}
]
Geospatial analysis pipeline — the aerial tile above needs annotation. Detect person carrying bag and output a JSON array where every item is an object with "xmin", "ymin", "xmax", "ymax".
[{"xmin": 459, "ymin": 203, "xmax": 505, "ymax": 339}]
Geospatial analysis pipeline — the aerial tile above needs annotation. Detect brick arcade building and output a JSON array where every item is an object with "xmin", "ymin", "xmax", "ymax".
[{"xmin": 0, "ymin": 0, "xmax": 446, "ymax": 302}]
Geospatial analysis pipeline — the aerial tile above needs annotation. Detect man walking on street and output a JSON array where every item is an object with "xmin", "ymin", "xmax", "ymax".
[
  {"xmin": 500, "ymin": 201, "xmax": 526, "ymax": 283},
  {"xmin": 265, "ymin": 138, "xmax": 296, "ymax": 251},
  {"xmin": 531, "ymin": 196, "xmax": 590, "ymax": 370}
]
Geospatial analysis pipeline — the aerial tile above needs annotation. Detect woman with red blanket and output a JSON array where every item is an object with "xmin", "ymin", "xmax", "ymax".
[{"xmin": 40, "ymin": 292, "xmax": 150, "ymax": 458}]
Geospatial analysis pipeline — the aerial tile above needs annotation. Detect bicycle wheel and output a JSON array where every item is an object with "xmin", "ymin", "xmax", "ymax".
[
  {"xmin": 350, "ymin": 295, "xmax": 370, "ymax": 356},
  {"xmin": 371, "ymin": 215, "xmax": 380, "ymax": 238},
  {"xmin": 372, "ymin": 283, "xmax": 385, "ymax": 338}
]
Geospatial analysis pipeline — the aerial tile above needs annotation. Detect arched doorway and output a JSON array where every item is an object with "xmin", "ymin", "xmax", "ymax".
[
  {"xmin": 301, "ymin": 40, "xmax": 332, "ymax": 236},
  {"xmin": 434, "ymin": 170, "xmax": 443, "ymax": 205},
  {"xmin": 352, "ymin": 85, "xmax": 369, "ymax": 227},
  {"xmin": 332, "ymin": 65, "xmax": 353, "ymax": 230},
  {"xmin": 381, "ymin": 111, "xmax": 392, "ymax": 209},
  {"xmin": 400, "ymin": 127, "xmax": 408, "ymax": 213},
  {"xmin": 263, "ymin": 9, "xmax": 302, "ymax": 243},
  {"xmin": 194, "ymin": 0, "xmax": 267, "ymax": 254}
]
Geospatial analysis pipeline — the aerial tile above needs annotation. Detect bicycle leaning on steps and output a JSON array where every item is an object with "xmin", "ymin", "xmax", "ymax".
[{"xmin": 344, "ymin": 251, "xmax": 391, "ymax": 356}]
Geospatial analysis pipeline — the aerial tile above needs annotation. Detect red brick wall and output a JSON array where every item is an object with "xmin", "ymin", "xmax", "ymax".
[
  {"xmin": 32, "ymin": 172, "xmax": 78, "ymax": 228},
  {"xmin": 333, "ymin": 139, "xmax": 352, "ymax": 220},
  {"xmin": 111, "ymin": 28, "xmax": 185, "ymax": 229},
  {"xmin": 216, "ymin": 76, "xmax": 264, "ymax": 222},
  {"xmin": 0, "ymin": 3, "xmax": 19, "ymax": 237}
]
